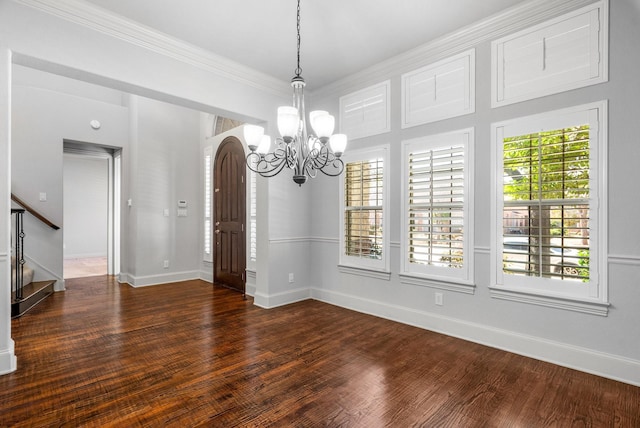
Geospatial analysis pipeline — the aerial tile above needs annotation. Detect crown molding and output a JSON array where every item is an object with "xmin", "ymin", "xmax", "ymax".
[
  {"xmin": 10, "ymin": 0, "xmax": 291, "ymax": 98},
  {"xmin": 314, "ymin": 0, "xmax": 599, "ymax": 99}
]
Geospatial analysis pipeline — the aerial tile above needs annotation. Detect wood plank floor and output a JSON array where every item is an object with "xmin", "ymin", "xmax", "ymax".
[{"xmin": 1, "ymin": 276, "xmax": 638, "ymax": 427}]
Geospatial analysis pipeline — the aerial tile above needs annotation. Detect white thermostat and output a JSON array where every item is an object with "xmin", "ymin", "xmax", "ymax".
[{"xmin": 177, "ymin": 200, "xmax": 188, "ymax": 208}]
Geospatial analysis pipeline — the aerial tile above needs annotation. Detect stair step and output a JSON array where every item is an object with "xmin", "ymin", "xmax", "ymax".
[{"xmin": 11, "ymin": 280, "xmax": 55, "ymax": 318}]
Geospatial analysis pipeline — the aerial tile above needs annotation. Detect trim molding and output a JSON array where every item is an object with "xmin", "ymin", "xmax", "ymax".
[
  {"xmin": 608, "ymin": 254, "xmax": 640, "ymax": 266},
  {"xmin": 399, "ymin": 274, "xmax": 475, "ymax": 294},
  {"xmin": 199, "ymin": 269, "xmax": 213, "ymax": 284},
  {"xmin": 120, "ymin": 270, "xmax": 200, "ymax": 288},
  {"xmin": 0, "ymin": 339, "xmax": 17, "ymax": 375},
  {"xmin": 310, "ymin": 287, "xmax": 640, "ymax": 387},
  {"xmin": 316, "ymin": 0, "xmax": 597, "ymax": 98},
  {"xmin": 10, "ymin": 0, "xmax": 290, "ymax": 97},
  {"xmin": 489, "ymin": 287, "xmax": 609, "ymax": 317},
  {"xmin": 338, "ymin": 264, "xmax": 391, "ymax": 281},
  {"xmin": 24, "ymin": 254, "xmax": 63, "ymax": 291},
  {"xmin": 309, "ymin": 236, "xmax": 339, "ymax": 244},
  {"xmin": 245, "ymin": 284, "xmax": 256, "ymax": 298},
  {"xmin": 269, "ymin": 237, "xmax": 311, "ymax": 245},
  {"xmin": 253, "ymin": 288, "xmax": 311, "ymax": 309}
]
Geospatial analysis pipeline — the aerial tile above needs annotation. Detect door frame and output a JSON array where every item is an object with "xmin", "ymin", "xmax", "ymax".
[{"xmin": 62, "ymin": 141, "xmax": 121, "ymax": 277}]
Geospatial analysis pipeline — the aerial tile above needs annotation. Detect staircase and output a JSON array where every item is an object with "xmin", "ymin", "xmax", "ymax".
[{"xmin": 10, "ymin": 206, "xmax": 56, "ymax": 318}]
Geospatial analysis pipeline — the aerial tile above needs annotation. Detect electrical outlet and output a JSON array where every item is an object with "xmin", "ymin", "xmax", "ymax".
[
  {"xmin": 163, "ymin": 260, "xmax": 169, "ymax": 269},
  {"xmin": 288, "ymin": 273, "xmax": 294, "ymax": 283},
  {"xmin": 435, "ymin": 292, "xmax": 443, "ymax": 306}
]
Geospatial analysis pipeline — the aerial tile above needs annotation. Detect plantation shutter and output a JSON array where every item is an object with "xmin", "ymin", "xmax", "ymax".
[
  {"xmin": 204, "ymin": 148, "xmax": 213, "ymax": 262},
  {"xmin": 502, "ymin": 125, "xmax": 590, "ymax": 280},
  {"xmin": 249, "ymin": 171, "xmax": 257, "ymax": 262},
  {"xmin": 407, "ymin": 145, "xmax": 465, "ymax": 268},
  {"xmin": 344, "ymin": 158, "xmax": 384, "ymax": 259}
]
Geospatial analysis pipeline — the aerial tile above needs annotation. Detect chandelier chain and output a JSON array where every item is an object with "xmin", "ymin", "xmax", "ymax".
[{"xmin": 295, "ymin": 0, "xmax": 302, "ymax": 77}]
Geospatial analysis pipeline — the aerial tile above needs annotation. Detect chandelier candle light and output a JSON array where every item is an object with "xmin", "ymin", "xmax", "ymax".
[{"xmin": 244, "ymin": 0, "xmax": 347, "ymax": 186}]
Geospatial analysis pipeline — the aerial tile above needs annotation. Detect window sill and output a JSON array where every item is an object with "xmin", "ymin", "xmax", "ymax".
[
  {"xmin": 399, "ymin": 274, "xmax": 476, "ymax": 294},
  {"xmin": 338, "ymin": 264, "xmax": 391, "ymax": 281},
  {"xmin": 489, "ymin": 286, "xmax": 609, "ymax": 316}
]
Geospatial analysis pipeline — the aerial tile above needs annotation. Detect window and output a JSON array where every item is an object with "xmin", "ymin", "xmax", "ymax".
[
  {"xmin": 491, "ymin": 102, "xmax": 608, "ymax": 314},
  {"xmin": 203, "ymin": 146, "xmax": 213, "ymax": 262},
  {"xmin": 339, "ymin": 145, "xmax": 390, "ymax": 276},
  {"xmin": 401, "ymin": 129, "xmax": 474, "ymax": 289}
]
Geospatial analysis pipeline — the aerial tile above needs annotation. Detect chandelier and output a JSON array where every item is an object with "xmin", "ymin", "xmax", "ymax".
[{"xmin": 244, "ymin": 0, "xmax": 347, "ymax": 186}]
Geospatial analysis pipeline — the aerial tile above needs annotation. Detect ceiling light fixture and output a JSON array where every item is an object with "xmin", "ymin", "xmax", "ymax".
[{"xmin": 244, "ymin": 0, "xmax": 347, "ymax": 186}]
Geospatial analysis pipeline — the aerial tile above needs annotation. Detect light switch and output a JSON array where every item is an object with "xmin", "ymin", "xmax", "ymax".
[
  {"xmin": 163, "ymin": 208, "xmax": 170, "ymax": 217},
  {"xmin": 39, "ymin": 192, "xmax": 47, "ymax": 202},
  {"xmin": 177, "ymin": 209, "xmax": 188, "ymax": 217}
]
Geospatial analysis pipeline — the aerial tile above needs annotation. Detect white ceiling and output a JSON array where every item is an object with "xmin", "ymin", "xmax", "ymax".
[{"xmin": 81, "ymin": 0, "xmax": 526, "ymax": 90}]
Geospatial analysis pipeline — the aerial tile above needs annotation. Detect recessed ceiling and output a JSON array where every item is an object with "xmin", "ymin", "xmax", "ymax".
[{"xmin": 81, "ymin": 0, "xmax": 526, "ymax": 90}]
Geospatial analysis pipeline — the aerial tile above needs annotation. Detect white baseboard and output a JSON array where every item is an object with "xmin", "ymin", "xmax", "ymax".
[
  {"xmin": 245, "ymin": 284, "xmax": 256, "ymax": 297},
  {"xmin": 199, "ymin": 269, "xmax": 213, "ymax": 283},
  {"xmin": 311, "ymin": 287, "xmax": 640, "ymax": 387},
  {"xmin": 0, "ymin": 339, "xmax": 17, "ymax": 375},
  {"xmin": 253, "ymin": 287, "xmax": 311, "ymax": 309},
  {"xmin": 119, "ymin": 270, "xmax": 200, "ymax": 288}
]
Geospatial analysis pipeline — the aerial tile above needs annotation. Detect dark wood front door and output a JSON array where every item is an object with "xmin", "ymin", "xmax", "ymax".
[{"xmin": 214, "ymin": 136, "xmax": 246, "ymax": 294}]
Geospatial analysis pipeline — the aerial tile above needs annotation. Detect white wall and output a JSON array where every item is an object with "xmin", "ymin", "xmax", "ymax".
[
  {"xmin": 307, "ymin": 0, "xmax": 640, "ymax": 386},
  {"xmin": 123, "ymin": 95, "xmax": 202, "ymax": 285},
  {"xmin": 63, "ymin": 154, "xmax": 109, "ymax": 259}
]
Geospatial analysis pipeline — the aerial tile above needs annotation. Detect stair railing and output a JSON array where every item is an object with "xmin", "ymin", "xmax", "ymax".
[
  {"xmin": 11, "ymin": 208, "xmax": 26, "ymax": 301},
  {"xmin": 10, "ymin": 193, "xmax": 60, "ymax": 230}
]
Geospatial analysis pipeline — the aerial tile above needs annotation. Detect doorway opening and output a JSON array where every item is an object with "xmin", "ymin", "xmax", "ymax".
[{"xmin": 63, "ymin": 141, "xmax": 121, "ymax": 279}]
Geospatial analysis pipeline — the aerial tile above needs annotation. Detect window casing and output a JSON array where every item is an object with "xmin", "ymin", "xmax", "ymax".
[
  {"xmin": 401, "ymin": 129, "xmax": 474, "ymax": 286},
  {"xmin": 339, "ymin": 145, "xmax": 390, "ymax": 274},
  {"xmin": 491, "ymin": 102, "xmax": 607, "ymax": 311}
]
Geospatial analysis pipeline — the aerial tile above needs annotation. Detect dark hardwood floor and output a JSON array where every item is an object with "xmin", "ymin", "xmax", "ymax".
[{"xmin": 1, "ymin": 276, "xmax": 638, "ymax": 427}]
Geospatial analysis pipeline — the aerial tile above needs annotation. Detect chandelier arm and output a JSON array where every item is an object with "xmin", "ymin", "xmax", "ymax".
[
  {"xmin": 318, "ymin": 157, "xmax": 345, "ymax": 177},
  {"xmin": 246, "ymin": 151, "xmax": 288, "ymax": 178},
  {"xmin": 308, "ymin": 144, "xmax": 331, "ymax": 170}
]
